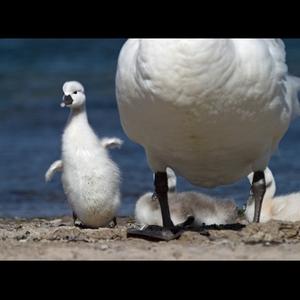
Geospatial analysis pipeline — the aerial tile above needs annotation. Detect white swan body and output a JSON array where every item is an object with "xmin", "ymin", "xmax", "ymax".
[
  {"xmin": 246, "ymin": 168, "xmax": 300, "ymax": 223},
  {"xmin": 135, "ymin": 168, "xmax": 237, "ymax": 226},
  {"xmin": 116, "ymin": 39, "xmax": 300, "ymax": 188},
  {"xmin": 46, "ymin": 81, "xmax": 121, "ymax": 228}
]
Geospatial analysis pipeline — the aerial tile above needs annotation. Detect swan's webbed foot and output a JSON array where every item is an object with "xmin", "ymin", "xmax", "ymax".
[
  {"xmin": 127, "ymin": 216, "xmax": 195, "ymax": 241},
  {"xmin": 128, "ymin": 171, "xmax": 195, "ymax": 241},
  {"xmin": 127, "ymin": 226, "xmax": 182, "ymax": 241}
]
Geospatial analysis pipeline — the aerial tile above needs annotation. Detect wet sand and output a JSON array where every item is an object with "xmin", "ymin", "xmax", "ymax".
[{"xmin": 1, "ymin": 217, "xmax": 300, "ymax": 260}]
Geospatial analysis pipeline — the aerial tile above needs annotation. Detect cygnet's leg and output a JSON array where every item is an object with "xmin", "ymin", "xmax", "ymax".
[
  {"xmin": 108, "ymin": 217, "xmax": 117, "ymax": 228},
  {"xmin": 73, "ymin": 212, "xmax": 88, "ymax": 229},
  {"xmin": 73, "ymin": 212, "xmax": 81, "ymax": 226},
  {"xmin": 250, "ymin": 171, "xmax": 266, "ymax": 223},
  {"xmin": 127, "ymin": 172, "xmax": 194, "ymax": 241}
]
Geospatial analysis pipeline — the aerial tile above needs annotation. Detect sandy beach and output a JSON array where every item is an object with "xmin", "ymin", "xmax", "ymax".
[
  {"xmin": 0, "ymin": 216, "xmax": 300, "ymax": 260},
  {"xmin": 1, "ymin": 39, "xmax": 300, "ymax": 261}
]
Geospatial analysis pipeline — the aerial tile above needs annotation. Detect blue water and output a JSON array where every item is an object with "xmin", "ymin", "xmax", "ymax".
[{"xmin": 1, "ymin": 39, "xmax": 300, "ymax": 218}]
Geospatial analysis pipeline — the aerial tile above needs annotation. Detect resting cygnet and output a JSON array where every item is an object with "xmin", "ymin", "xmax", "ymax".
[
  {"xmin": 135, "ymin": 168, "xmax": 238, "ymax": 227},
  {"xmin": 246, "ymin": 168, "xmax": 300, "ymax": 223},
  {"xmin": 45, "ymin": 81, "xmax": 122, "ymax": 228}
]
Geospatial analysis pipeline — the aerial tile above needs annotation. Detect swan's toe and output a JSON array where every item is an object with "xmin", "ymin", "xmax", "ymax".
[{"xmin": 127, "ymin": 225, "xmax": 183, "ymax": 241}]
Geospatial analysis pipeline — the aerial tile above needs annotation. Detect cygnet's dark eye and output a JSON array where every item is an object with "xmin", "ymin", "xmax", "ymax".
[{"xmin": 73, "ymin": 91, "xmax": 78, "ymax": 94}]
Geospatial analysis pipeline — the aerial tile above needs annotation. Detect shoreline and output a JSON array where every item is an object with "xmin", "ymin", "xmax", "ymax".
[{"xmin": 1, "ymin": 216, "xmax": 300, "ymax": 260}]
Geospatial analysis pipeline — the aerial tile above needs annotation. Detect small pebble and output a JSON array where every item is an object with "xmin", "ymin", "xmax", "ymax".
[
  {"xmin": 100, "ymin": 244, "xmax": 109, "ymax": 251},
  {"xmin": 50, "ymin": 219, "xmax": 62, "ymax": 226}
]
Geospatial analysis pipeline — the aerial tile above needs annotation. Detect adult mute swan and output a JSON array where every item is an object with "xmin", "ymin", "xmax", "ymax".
[
  {"xmin": 116, "ymin": 39, "xmax": 300, "ymax": 240},
  {"xmin": 45, "ymin": 81, "xmax": 122, "ymax": 229},
  {"xmin": 246, "ymin": 168, "xmax": 300, "ymax": 223}
]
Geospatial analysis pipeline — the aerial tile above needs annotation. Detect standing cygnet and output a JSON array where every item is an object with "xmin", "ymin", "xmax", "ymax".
[
  {"xmin": 135, "ymin": 168, "xmax": 238, "ymax": 227},
  {"xmin": 45, "ymin": 81, "xmax": 122, "ymax": 228},
  {"xmin": 246, "ymin": 168, "xmax": 300, "ymax": 223}
]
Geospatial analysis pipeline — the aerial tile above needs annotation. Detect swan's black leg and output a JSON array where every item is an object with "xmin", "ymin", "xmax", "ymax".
[
  {"xmin": 127, "ymin": 172, "xmax": 194, "ymax": 241},
  {"xmin": 154, "ymin": 172, "xmax": 174, "ymax": 228},
  {"xmin": 251, "ymin": 171, "xmax": 266, "ymax": 223}
]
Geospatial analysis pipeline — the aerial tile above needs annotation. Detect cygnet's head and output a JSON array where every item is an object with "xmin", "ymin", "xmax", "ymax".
[
  {"xmin": 61, "ymin": 81, "xmax": 86, "ymax": 109},
  {"xmin": 247, "ymin": 167, "xmax": 276, "ymax": 200}
]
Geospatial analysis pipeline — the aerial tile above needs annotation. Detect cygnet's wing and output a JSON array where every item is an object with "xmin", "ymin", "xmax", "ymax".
[
  {"xmin": 286, "ymin": 75, "xmax": 300, "ymax": 120},
  {"xmin": 101, "ymin": 138, "xmax": 123, "ymax": 149},
  {"xmin": 45, "ymin": 160, "xmax": 63, "ymax": 182}
]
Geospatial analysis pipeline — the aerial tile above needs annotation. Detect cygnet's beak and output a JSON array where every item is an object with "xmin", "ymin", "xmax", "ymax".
[{"xmin": 61, "ymin": 95, "xmax": 73, "ymax": 107}]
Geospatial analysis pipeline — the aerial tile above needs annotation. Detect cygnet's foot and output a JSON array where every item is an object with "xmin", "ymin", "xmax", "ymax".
[
  {"xmin": 74, "ymin": 220, "xmax": 90, "ymax": 229},
  {"xmin": 108, "ymin": 217, "xmax": 117, "ymax": 228},
  {"xmin": 73, "ymin": 213, "xmax": 89, "ymax": 229},
  {"xmin": 127, "ymin": 216, "xmax": 195, "ymax": 241}
]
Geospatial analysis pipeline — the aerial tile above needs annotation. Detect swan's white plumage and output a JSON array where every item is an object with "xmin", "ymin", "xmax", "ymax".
[
  {"xmin": 46, "ymin": 81, "xmax": 121, "ymax": 228},
  {"xmin": 246, "ymin": 168, "xmax": 300, "ymax": 223},
  {"xmin": 116, "ymin": 39, "xmax": 300, "ymax": 188}
]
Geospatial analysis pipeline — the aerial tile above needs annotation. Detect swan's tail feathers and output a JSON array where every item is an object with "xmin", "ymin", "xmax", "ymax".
[
  {"xmin": 101, "ymin": 137, "xmax": 124, "ymax": 150},
  {"xmin": 287, "ymin": 75, "xmax": 300, "ymax": 120}
]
